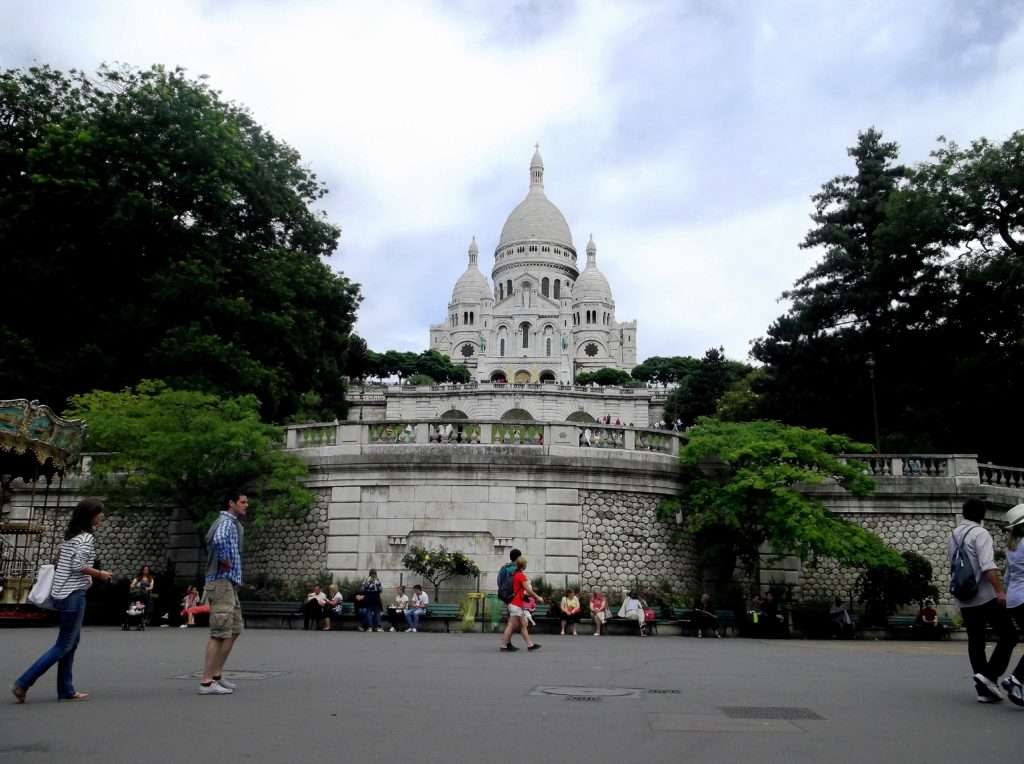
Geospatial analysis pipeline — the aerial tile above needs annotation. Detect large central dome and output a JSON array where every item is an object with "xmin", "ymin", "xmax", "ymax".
[{"xmin": 497, "ymin": 147, "xmax": 574, "ymax": 250}]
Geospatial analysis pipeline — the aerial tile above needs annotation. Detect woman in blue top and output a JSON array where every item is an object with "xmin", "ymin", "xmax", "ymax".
[
  {"xmin": 11, "ymin": 498, "xmax": 114, "ymax": 703},
  {"xmin": 1001, "ymin": 504, "xmax": 1024, "ymax": 705}
]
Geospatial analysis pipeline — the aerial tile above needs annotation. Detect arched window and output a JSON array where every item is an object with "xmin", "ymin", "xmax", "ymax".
[
  {"xmin": 499, "ymin": 338, "xmax": 505, "ymax": 357},
  {"xmin": 546, "ymin": 337, "xmax": 552, "ymax": 357},
  {"xmin": 463, "ymin": 311, "xmax": 468, "ymax": 325},
  {"xmin": 506, "ymin": 279, "xmax": 513, "ymax": 297},
  {"xmin": 541, "ymin": 277, "xmax": 549, "ymax": 297},
  {"xmin": 470, "ymin": 311, "xmax": 474, "ymax": 325},
  {"xmin": 553, "ymin": 280, "xmax": 560, "ymax": 299},
  {"xmin": 520, "ymin": 321, "xmax": 531, "ymax": 349}
]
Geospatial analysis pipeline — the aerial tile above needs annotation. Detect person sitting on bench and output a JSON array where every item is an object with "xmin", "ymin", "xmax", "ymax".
[
  {"xmin": 694, "ymin": 593, "xmax": 720, "ymax": 638},
  {"xmin": 405, "ymin": 585, "xmax": 429, "ymax": 632},
  {"xmin": 559, "ymin": 588, "xmax": 582, "ymax": 636},
  {"xmin": 387, "ymin": 585, "xmax": 410, "ymax": 632},
  {"xmin": 303, "ymin": 584, "xmax": 329, "ymax": 631}
]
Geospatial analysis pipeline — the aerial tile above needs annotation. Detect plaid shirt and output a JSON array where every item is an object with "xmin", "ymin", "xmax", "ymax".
[{"xmin": 207, "ymin": 511, "xmax": 243, "ymax": 586}]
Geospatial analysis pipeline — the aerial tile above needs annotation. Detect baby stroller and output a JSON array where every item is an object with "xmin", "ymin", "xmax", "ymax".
[{"xmin": 122, "ymin": 598, "xmax": 147, "ymax": 631}]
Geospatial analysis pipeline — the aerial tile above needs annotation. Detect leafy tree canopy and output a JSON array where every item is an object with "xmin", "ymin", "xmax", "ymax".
[
  {"xmin": 0, "ymin": 64, "xmax": 361, "ymax": 421},
  {"xmin": 630, "ymin": 356, "xmax": 701, "ymax": 385},
  {"xmin": 67, "ymin": 381, "xmax": 314, "ymax": 535},
  {"xmin": 575, "ymin": 367, "xmax": 633, "ymax": 386},
  {"xmin": 662, "ymin": 348, "xmax": 750, "ymax": 425},
  {"xmin": 752, "ymin": 128, "xmax": 1024, "ymax": 462},
  {"xmin": 361, "ymin": 349, "xmax": 471, "ymax": 384},
  {"xmin": 857, "ymin": 550, "xmax": 939, "ymax": 626},
  {"xmin": 658, "ymin": 419, "xmax": 903, "ymax": 580},
  {"xmin": 400, "ymin": 544, "xmax": 480, "ymax": 601}
]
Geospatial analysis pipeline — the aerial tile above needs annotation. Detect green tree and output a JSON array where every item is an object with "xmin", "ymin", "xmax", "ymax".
[
  {"xmin": 657, "ymin": 419, "xmax": 902, "ymax": 592},
  {"xmin": 630, "ymin": 356, "xmax": 700, "ymax": 385},
  {"xmin": 857, "ymin": 550, "xmax": 939, "ymax": 626},
  {"xmin": 67, "ymin": 381, "xmax": 314, "ymax": 540},
  {"xmin": 715, "ymin": 368, "xmax": 766, "ymax": 422},
  {"xmin": 0, "ymin": 65, "xmax": 361, "ymax": 420},
  {"xmin": 400, "ymin": 545, "xmax": 481, "ymax": 602},
  {"xmin": 575, "ymin": 368, "xmax": 632, "ymax": 386},
  {"xmin": 663, "ymin": 348, "xmax": 749, "ymax": 425}
]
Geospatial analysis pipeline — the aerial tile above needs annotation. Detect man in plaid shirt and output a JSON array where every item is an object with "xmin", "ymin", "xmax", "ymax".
[{"xmin": 198, "ymin": 491, "xmax": 248, "ymax": 696}]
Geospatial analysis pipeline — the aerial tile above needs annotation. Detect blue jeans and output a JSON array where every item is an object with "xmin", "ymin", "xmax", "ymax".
[
  {"xmin": 16, "ymin": 590, "xmax": 87, "ymax": 698},
  {"xmin": 405, "ymin": 608, "xmax": 426, "ymax": 629},
  {"xmin": 359, "ymin": 608, "xmax": 380, "ymax": 629}
]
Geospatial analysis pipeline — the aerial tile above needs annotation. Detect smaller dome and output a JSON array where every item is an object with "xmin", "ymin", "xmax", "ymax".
[
  {"xmin": 452, "ymin": 237, "xmax": 491, "ymax": 303},
  {"xmin": 573, "ymin": 235, "xmax": 613, "ymax": 304}
]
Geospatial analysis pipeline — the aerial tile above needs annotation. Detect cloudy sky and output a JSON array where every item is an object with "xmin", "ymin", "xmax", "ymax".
[{"xmin": 4, "ymin": 1, "xmax": 1023, "ymax": 362}]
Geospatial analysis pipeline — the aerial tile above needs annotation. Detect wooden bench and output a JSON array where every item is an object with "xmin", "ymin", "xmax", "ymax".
[
  {"xmin": 886, "ymin": 614, "xmax": 954, "ymax": 640},
  {"xmin": 241, "ymin": 601, "xmax": 304, "ymax": 629}
]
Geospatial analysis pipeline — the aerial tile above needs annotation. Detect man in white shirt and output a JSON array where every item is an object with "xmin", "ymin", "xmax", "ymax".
[
  {"xmin": 387, "ymin": 585, "xmax": 410, "ymax": 632},
  {"xmin": 405, "ymin": 585, "xmax": 429, "ymax": 632},
  {"xmin": 949, "ymin": 498, "xmax": 1017, "ymax": 702}
]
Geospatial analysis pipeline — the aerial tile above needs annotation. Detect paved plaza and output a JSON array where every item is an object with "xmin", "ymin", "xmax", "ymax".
[{"xmin": 2, "ymin": 627, "xmax": 1022, "ymax": 763}]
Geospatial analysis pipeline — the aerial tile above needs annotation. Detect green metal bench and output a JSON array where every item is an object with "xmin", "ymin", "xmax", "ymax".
[
  {"xmin": 886, "ymin": 614, "xmax": 954, "ymax": 640},
  {"xmin": 423, "ymin": 602, "xmax": 462, "ymax": 632},
  {"xmin": 670, "ymin": 606, "xmax": 738, "ymax": 636},
  {"xmin": 240, "ymin": 601, "xmax": 303, "ymax": 629}
]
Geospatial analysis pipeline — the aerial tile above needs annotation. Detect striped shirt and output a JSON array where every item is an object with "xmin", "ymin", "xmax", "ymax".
[{"xmin": 50, "ymin": 532, "xmax": 95, "ymax": 600}]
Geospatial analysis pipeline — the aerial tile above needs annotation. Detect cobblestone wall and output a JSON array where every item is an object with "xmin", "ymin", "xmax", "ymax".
[
  {"xmin": 797, "ymin": 513, "xmax": 998, "ymax": 611},
  {"xmin": 244, "ymin": 490, "xmax": 329, "ymax": 584},
  {"xmin": 579, "ymin": 490, "xmax": 698, "ymax": 596}
]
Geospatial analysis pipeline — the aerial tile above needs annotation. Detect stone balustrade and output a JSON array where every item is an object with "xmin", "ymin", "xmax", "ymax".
[
  {"xmin": 979, "ymin": 463, "xmax": 1024, "ymax": 490},
  {"xmin": 284, "ymin": 419, "xmax": 684, "ymax": 458}
]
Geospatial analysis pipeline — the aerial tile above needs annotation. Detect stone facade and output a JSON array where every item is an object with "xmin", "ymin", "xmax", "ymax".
[{"xmin": 580, "ymin": 490, "xmax": 697, "ymax": 596}]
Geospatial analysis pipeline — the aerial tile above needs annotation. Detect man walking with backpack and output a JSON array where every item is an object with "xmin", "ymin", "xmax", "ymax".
[
  {"xmin": 497, "ymin": 549, "xmax": 520, "ymax": 644},
  {"xmin": 949, "ymin": 497, "xmax": 1017, "ymax": 702}
]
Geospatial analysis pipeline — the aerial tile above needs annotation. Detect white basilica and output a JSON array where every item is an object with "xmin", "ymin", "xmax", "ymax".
[{"xmin": 430, "ymin": 148, "xmax": 637, "ymax": 384}]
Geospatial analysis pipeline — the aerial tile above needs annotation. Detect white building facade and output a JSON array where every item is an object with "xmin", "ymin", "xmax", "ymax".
[{"xmin": 430, "ymin": 148, "xmax": 637, "ymax": 384}]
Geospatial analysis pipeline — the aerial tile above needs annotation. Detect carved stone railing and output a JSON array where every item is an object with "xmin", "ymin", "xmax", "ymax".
[
  {"xmin": 979, "ymin": 463, "xmax": 1024, "ymax": 489},
  {"xmin": 283, "ymin": 419, "xmax": 684, "ymax": 458},
  {"xmin": 842, "ymin": 454, "xmax": 953, "ymax": 477}
]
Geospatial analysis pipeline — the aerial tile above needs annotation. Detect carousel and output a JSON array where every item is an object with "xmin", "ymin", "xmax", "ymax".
[{"xmin": 0, "ymin": 399, "xmax": 86, "ymax": 621}]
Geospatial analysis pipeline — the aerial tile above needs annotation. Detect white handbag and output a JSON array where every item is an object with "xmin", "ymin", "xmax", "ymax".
[{"xmin": 28, "ymin": 564, "xmax": 56, "ymax": 610}]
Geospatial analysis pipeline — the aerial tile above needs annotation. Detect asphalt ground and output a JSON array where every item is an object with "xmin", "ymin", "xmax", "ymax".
[{"xmin": 1, "ymin": 626, "xmax": 1021, "ymax": 763}]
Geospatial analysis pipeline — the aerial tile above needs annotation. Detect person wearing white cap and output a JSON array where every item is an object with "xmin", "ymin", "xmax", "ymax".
[
  {"xmin": 1000, "ymin": 504, "xmax": 1024, "ymax": 705},
  {"xmin": 949, "ymin": 497, "xmax": 1017, "ymax": 703}
]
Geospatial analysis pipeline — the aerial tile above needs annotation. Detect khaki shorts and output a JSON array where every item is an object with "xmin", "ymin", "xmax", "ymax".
[
  {"xmin": 508, "ymin": 604, "xmax": 528, "ymax": 620},
  {"xmin": 207, "ymin": 579, "xmax": 243, "ymax": 639}
]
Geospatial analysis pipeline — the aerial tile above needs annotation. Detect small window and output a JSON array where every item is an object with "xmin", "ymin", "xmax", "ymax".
[
  {"xmin": 500, "ymin": 338, "xmax": 505, "ymax": 357},
  {"xmin": 546, "ymin": 337, "xmax": 552, "ymax": 357},
  {"xmin": 541, "ymin": 277, "xmax": 549, "ymax": 297},
  {"xmin": 553, "ymin": 280, "xmax": 560, "ymax": 299}
]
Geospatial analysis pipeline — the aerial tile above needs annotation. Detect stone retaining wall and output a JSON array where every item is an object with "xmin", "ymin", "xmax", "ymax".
[
  {"xmin": 244, "ymin": 490, "xmax": 330, "ymax": 584},
  {"xmin": 580, "ymin": 490, "xmax": 698, "ymax": 597}
]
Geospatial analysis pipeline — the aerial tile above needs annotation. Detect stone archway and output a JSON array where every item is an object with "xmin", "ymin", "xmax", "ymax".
[
  {"xmin": 539, "ymin": 370, "xmax": 557, "ymax": 383},
  {"xmin": 500, "ymin": 408, "xmax": 534, "ymax": 421},
  {"xmin": 490, "ymin": 370, "xmax": 507, "ymax": 383},
  {"xmin": 566, "ymin": 410, "xmax": 596, "ymax": 423},
  {"xmin": 513, "ymin": 370, "xmax": 531, "ymax": 384},
  {"xmin": 438, "ymin": 409, "xmax": 469, "ymax": 420}
]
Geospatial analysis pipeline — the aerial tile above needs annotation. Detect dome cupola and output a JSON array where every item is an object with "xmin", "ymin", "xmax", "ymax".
[
  {"xmin": 451, "ymin": 236, "xmax": 491, "ymax": 303},
  {"xmin": 573, "ymin": 234, "xmax": 613, "ymax": 304},
  {"xmin": 496, "ymin": 145, "xmax": 575, "ymax": 253}
]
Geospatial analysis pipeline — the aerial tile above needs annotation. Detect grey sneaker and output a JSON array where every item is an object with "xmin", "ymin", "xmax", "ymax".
[
  {"xmin": 198, "ymin": 682, "xmax": 232, "ymax": 695},
  {"xmin": 214, "ymin": 677, "xmax": 237, "ymax": 691},
  {"xmin": 974, "ymin": 673, "xmax": 1003, "ymax": 702},
  {"xmin": 1000, "ymin": 675, "xmax": 1024, "ymax": 707}
]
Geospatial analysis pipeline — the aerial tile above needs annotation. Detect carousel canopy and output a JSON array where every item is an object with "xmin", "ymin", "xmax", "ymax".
[{"xmin": 0, "ymin": 399, "xmax": 86, "ymax": 484}]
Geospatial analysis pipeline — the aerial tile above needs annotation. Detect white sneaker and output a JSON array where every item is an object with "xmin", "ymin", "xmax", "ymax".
[
  {"xmin": 389, "ymin": 627, "xmax": 396, "ymax": 632},
  {"xmin": 215, "ymin": 677, "xmax": 237, "ymax": 690},
  {"xmin": 198, "ymin": 682, "xmax": 232, "ymax": 695},
  {"xmin": 409, "ymin": 628, "xmax": 416, "ymax": 633},
  {"xmin": 179, "ymin": 624, "xmax": 188, "ymax": 629},
  {"xmin": 974, "ymin": 673, "xmax": 1003, "ymax": 702}
]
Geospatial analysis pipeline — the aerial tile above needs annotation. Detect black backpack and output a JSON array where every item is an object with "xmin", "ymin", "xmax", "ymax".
[
  {"xmin": 949, "ymin": 526, "xmax": 980, "ymax": 601},
  {"xmin": 497, "ymin": 563, "xmax": 515, "ymax": 604}
]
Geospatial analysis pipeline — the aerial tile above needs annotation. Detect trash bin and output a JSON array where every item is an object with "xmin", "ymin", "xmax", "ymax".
[{"xmin": 486, "ymin": 594, "xmax": 503, "ymax": 633}]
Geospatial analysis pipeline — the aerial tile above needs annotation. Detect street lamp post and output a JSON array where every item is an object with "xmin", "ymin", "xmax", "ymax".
[{"xmin": 866, "ymin": 354, "xmax": 881, "ymax": 452}]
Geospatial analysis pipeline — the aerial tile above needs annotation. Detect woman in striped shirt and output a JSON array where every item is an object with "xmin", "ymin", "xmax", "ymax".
[{"xmin": 11, "ymin": 498, "xmax": 113, "ymax": 703}]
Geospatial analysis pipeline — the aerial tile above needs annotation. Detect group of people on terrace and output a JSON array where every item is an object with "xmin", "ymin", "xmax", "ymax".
[{"xmin": 301, "ymin": 572, "xmax": 430, "ymax": 632}]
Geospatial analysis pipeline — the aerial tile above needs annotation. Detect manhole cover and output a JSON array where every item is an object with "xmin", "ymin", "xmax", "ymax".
[
  {"xmin": 720, "ymin": 706, "xmax": 824, "ymax": 720},
  {"xmin": 171, "ymin": 670, "xmax": 284, "ymax": 681},
  {"xmin": 647, "ymin": 689, "xmax": 681, "ymax": 695},
  {"xmin": 566, "ymin": 696, "xmax": 602, "ymax": 702},
  {"xmin": 531, "ymin": 686, "xmax": 644, "ymax": 698}
]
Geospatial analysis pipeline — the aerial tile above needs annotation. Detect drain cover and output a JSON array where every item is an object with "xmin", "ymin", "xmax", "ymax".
[
  {"xmin": 720, "ymin": 706, "xmax": 824, "ymax": 720},
  {"xmin": 171, "ymin": 670, "xmax": 284, "ymax": 681},
  {"xmin": 647, "ymin": 689, "xmax": 681, "ymax": 695},
  {"xmin": 531, "ymin": 686, "xmax": 644, "ymax": 698},
  {"xmin": 566, "ymin": 696, "xmax": 602, "ymax": 702}
]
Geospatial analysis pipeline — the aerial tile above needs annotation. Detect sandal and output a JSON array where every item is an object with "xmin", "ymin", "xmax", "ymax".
[
  {"xmin": 11, "ymin": 684, "xmax": 26, "ymax": 704},
  {"xmin": 60, "ymin": 692, "xmax": 90, "ymax": 701}
]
